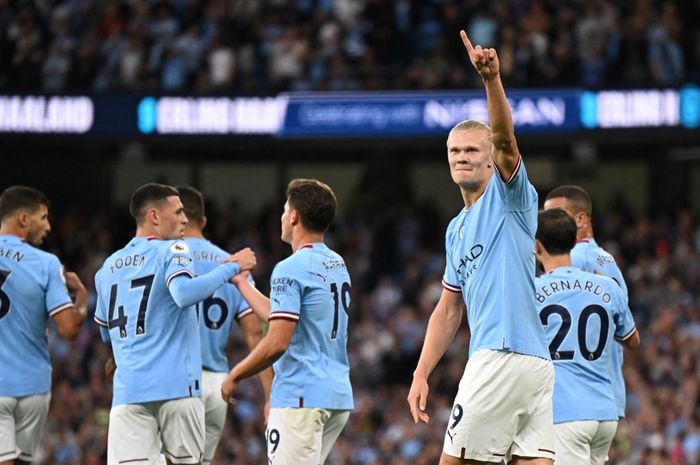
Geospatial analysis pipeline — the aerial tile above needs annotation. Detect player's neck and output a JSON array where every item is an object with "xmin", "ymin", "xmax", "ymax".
[
  {"xmin": 135, "ymin": 225, "xmax": 163, "ymax": 240},
  {"xmin": 183, "ymin": 228, "xmax": 205, "ymax": 239},
  {"xmin": 291, "ymin": 230, "xmax": 324, "ymax": 252},
  {"xmin": 543, "ymin": 254, "xmax": 572, "ymax": 273},
  {"xmin": 0, "ymin": 224, "xmax": 25, "ymax": 241},
  {"xmin": 460, "ymin": 179, "xmax": 489, "ymax": 210},
  {"xmin": 577, "ymin": 227, "xmax": 594, "ymax": 241}
]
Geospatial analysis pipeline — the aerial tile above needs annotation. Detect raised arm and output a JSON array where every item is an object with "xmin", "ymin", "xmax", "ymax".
[
  {"xmin": 460, "ymin": 30, "xmax": 520, "ymax": 180},
  {"xmin": 407, "ymin": 288, "xmax": 465, "ymax": 423}
]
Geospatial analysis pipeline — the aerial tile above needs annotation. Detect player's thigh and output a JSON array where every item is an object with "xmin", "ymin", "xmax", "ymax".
[
  {"xmin": 509, "ymin": 354, "xmax": 555, "ymax": 463},
  {"xmin": 201, "ymin": 371, "xmax": 227, "ymax": 463},
  {"xmin": 0, "ymin": 396, "xmax": 19, "ymax": 463},
  {"xmin": 319, "ymin": 410, "xmax": 350, "ymax": 464},
  {"xmin": 552, "ymin": 420, "xmax": 599, "ymax": 465},
  {"xmin": 13, "ymin": 394, "xmax": 51, "ymax": 463},
  {"xmin": 443, "ymin": 351, "xmax": 554, "ymax": 463},
  {"xmin": 589, "ymin": 421, "xmax": 618, "ymax": 465},
  {"xmin": 267, "ymin": 408, "xmax": 325, "ymax": 465},
  {"xmin": 108, "ymin": 403, "xmax": 161, "ymax": 465},
  {"xmin": 158, "ymin": 397, "xmax": 205, "ymax": 465}
]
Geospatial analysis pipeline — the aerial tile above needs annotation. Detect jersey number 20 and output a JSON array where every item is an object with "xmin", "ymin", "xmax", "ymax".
[{"xmin": 539, "ymin": 304, "xmax": 609, "ymax": 361}]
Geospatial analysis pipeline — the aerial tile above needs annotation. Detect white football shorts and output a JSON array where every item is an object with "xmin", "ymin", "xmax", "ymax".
[
  {"xmin": 443, "ymin": 349, "xmax": 555, "ymax": 462},
  {"xmin": 266, "ymin": 407, "xmax": 350, "ymax": 465}
]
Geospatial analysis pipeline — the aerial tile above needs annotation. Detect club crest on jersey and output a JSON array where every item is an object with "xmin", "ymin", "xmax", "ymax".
[{"xmin": 170, "ymin": 241, "xmax": 190, "ymax": 254}]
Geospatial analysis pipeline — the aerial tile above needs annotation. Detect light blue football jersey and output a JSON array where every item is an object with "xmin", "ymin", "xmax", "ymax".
[
  {"xmin": 94, "ymin": 237, "xmax": 201, "ymax": 406},
  {"xmin": 185, "ymin": 237, "xmax": 253, "ymax": 373},
  {"xmin": 0, "ymin": 235, "xmax": 73, "ymax": 397},
  {"xmin": 442, "ymin": 161, "xmax": 549, "ymax": 360},
  {"xmin": 536, "ymin": 266, "xmax": 636, "ymax": 423},
  {"xmin": 268, "ymin": 243, "xmax": 353, "ymax": 410},
  {"xmin": 571, "ymin": 238, "xmax": 629, "ymax": 418}
]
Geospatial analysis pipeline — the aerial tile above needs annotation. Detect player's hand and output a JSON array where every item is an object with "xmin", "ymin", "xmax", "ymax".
[
  {"xmin": 407, "ymin": 376, "xmax": 431, "ymax": 424},
  {"xmin": 230, "ymin": 270, "xmax": 251, "ymax": 286},
  {"xmin": 64, "ymin": 270, "xmax": 86, "ymax": 296},
  {"xmin": 226, "ymin": 248, "xmax": 257, "ymax": 271},
  {"xmin": 221, "ymin": 372, "xmax": 239, "ymax": 404},
  {"xmin": 460, "ymin": 30, "xmax": 499, "ymax": 80},
  {"xmin": 105, "ymin": 356, "xmax": 116, "ymax": 383}
]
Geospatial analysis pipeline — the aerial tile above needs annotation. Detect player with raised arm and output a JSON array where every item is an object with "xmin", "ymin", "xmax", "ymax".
[
  {"xmin": 0, "ymin": 186, "xmax": 87, "ymax": 465},
  {"xmin": 544, "ymin": 185, "xmax": 630, "ymax": 420},
  {"xmin": 176, "ymin": 186, "xmax": 273, "ymax": 465},
  {"xmin": 407, "ymin": 31, "xmax": 554, "ymax": 465},
  {"xmin": 535, "ymin": 208, "xmax": 639, "ymax": 465},
  {"xmin": 221, "ymin": 179, "xmax": 353, "ymax": 465},
  {"xmin": 93, "ymin": 183, "xmax": 256, "ymax": 465}
]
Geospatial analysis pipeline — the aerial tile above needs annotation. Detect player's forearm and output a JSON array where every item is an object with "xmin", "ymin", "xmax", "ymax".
[
  {"xmin": 257, "ymin": 366, "xmax": 274, "ymax": 402},
  {"xmin": 229, "ymin": 336, "xmax": 285, "ymax": 383},
  {"xmin": 169, "ymin": 262, "xmax": 240, "ymax": 307},
  {"xmin": 413, "ymin": 301, "xmax": 462, "ymax": 380},
  {"xmin": 483, "ymin": 75, "xmax": 519, "ymax": 172},
  {"xmin": 236, "ymin": 280, "xmax": 270, "ymax": 321}
]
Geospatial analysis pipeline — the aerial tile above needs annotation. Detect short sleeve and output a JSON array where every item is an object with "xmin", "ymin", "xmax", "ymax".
[
  {"xmin": 442, "ymin": 226, "xmax": 461, "ymax": 293},
  {"xmin": 494, "ymin": 159, "xmax": 538, "ymax": 212},
  {"xmin": 612, "ymin": 287, "xmax": 636, "ymax": 341},
  {"xmin": 164, "ymin": 241, "xmax": 195, "ymax": 287},
  {"xmin": 94, "ymin": 267, "xmax": 108, "ymax": 327},
  {"xmin": 45, "ymin": 255, "xmax": 73, "ymax": 317},
  {"xmin": 268, "ymin": 262, "xmax": 302, "ymax": 322},
  {"xmin": 234, "ymin": 274, "xmax": 256, "ymax": 319}
]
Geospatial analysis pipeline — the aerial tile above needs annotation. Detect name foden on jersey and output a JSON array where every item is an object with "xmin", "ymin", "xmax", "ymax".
[
  {"xmin": 0, "ymin": 247, "xmax": 24, "ymax": 263},
  {"xmin": 110, "ymin": 254, "xmax": 145, "ymax": 273},
  {"xmin": 536, "ymin": 279, "xmax": 612, "ymax": 304}
]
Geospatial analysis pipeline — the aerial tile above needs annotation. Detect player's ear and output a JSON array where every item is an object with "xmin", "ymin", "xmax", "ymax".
[
  {"xmin": 16, "ymin": 211, "xmax": 29, "ymax": 227},
  {"xmin": 534, "ymin": 239, "xmax": 544, "ymax": 257},
  {"xmin": 148, "ymin": 207, "xmax": 159, "ymax": 225},
  {"xmin": 201, "ymin": 215, "xmax": 207, "ymax": 229},
  {"xmin": 574, "ymin": 211, "xmax": 587, "ymax": 229}
]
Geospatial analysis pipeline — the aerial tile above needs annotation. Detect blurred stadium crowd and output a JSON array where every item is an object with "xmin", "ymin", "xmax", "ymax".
[
  {"xmin": 0, "ymin": 0, "xmax": 698, "ymax": 94},
  {"xmin": 30, "ymin": 187, "xmax": 700, "ymax": 465}
]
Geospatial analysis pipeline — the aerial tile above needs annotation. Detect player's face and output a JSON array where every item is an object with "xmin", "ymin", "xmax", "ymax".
[
  {"xmin": 280, "ymin": 200, "xmax": 293, "ymax": 244},
  {"xmin": 158, "ymin": 195, "xmax": 188, "ymax": 240},
  {"xmin": 543, "ymin": 197, "xmax": 575, "ymax": 218},
  {"xmin": 447, "ymin": 129, "xmax": 492, "ymax": 191},
  {"xmin": 25, "ymin": 204, "xmax": 51, "ymax": 246}
]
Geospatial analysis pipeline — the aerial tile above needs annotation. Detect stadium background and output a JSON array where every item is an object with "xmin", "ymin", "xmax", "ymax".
[{"xmin": 1, "ymin": 0, "xmax": 700, "ymax": 464}]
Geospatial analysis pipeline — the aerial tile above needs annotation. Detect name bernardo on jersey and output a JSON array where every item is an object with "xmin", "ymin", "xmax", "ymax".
[{"xmin": 536, "ymin": 278, "xmax": 612, "ymax": 304}]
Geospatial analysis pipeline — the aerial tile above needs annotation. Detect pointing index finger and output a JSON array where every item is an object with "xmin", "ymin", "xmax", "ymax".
[{"xmin": 460, "ymin": 30, "xmax": 475, "ymax": 54}]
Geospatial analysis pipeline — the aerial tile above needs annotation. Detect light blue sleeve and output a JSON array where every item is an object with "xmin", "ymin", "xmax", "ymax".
[
  {"xmin": 234, "ymin": 275, "xmax": 255, "ymax": 317},
  {"xmin": 494, "ymin": 159, "xmax": 538, "ymax": 212},
  {"xmin": 45, "ymin": 255, "xmax": 72, "ymax": 315},
  {"xmin": 612, "ymin": 286, "xmax": 636, "ymax": 341},
  {"xmin": 93, "ymin": 267, "xmax": 109, "ymax": 327},
  {"xmin": 100, "ymin": 325, "xmax": 111, "ymax": 343},
  {"xmin": 269, "ymin": 261, "xmax": 302, "ymax": 320},
  {"xmin": 168, "ymin": 262, "xmax": 241, "ymax": 308},
  {"xmin": 442, "ymin": 224, "xmax": 460, "ymax": 292}
]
